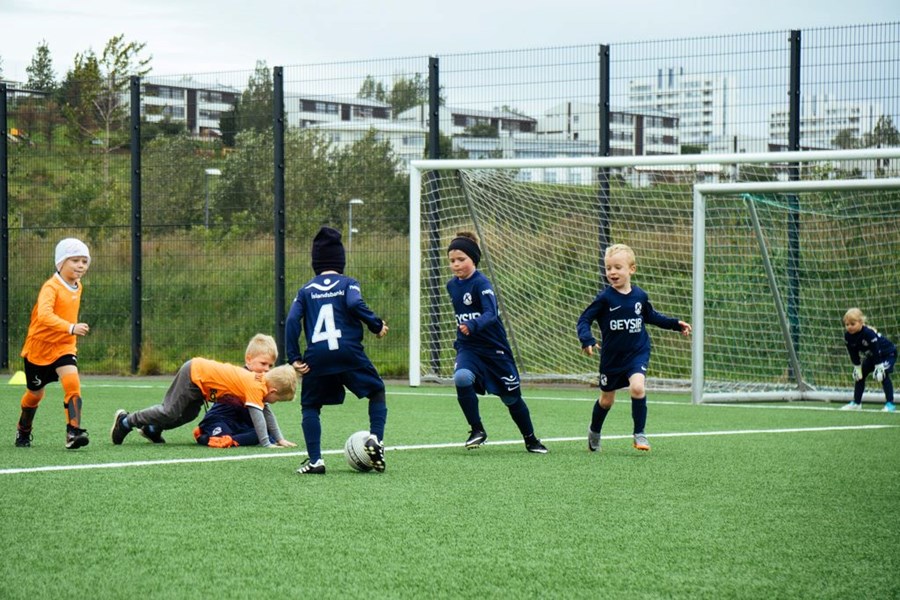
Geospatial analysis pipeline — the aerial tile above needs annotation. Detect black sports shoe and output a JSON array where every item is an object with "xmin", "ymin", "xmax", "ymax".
[
  {"xmin": 66, "ymin": 427, "xmax": 90, "ymax": 450},
  {"xmin": 140, "ymin": 425, "xmax": 166, "ymax": 444},
  {"xmin": 111, "ymin": 409, "xmax": 131, "ymax": 445},
  {"xmin": 465, "ymin": 429, "xmax": 487, "ymax": 449},
  {"xmin": 364, "ymin": 434, "xmax": 386, "ymax": 473},
  {"xmin": 525, "ymin": 436, "xmax": 549, "ymax": 454},
  {"xmin": 296, "ymin": 458, "xmax": 326, "ymax": 474},
  {"xmin": 15, "ymin": 430, "xmax": 32, "ymax": 448}
]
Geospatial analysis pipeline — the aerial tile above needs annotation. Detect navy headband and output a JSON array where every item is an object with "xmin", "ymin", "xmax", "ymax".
[{"xmin": 448, "ymin": 237, "xmax": 481, "ymax": 266}]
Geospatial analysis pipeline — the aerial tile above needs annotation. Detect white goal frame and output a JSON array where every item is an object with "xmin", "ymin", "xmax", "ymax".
[{"xmin": 409, "ymin": 148, "xmax": 900, "ymax": 395}]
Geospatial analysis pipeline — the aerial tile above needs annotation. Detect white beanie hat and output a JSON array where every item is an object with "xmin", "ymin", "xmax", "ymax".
[{"xmin": 55, "ymin": 238, "xmax": 91, "ymax": 271}]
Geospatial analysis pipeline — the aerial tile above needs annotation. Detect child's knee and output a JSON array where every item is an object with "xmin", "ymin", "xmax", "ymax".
[
  {"xmin": 454, "ymin": 368, "xmax": 476, "ymax": 388},
  {"xmin": 21, "ymin": 389, "xmax": 43, "ymax": 409}
]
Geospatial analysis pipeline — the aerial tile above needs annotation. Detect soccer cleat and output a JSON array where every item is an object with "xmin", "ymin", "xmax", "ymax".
[
  {"xmin": 840, "ymin": 402, "xmax": 862, "ymax": 411},
  {"xmin": 525, "ymin": 436, "xmax": 549, "ymax": 454},
  {"xmin": 15, "ymin": 430, "xmax": 33, "ymax": 448},
  {"xmin": 883, "ymin": 402, "xmax": 896, "ymax": 413},
  {"xmin": 207, "ymin": 435, "xmax": 237, "ymax": 448},
  {"xmin": 364, "ymin": 434, "xmax": 386, "ymax": 473},
  {"xmin": 139, "ymin": 425, "xmax": 166, "ymax": 444},
  {"xmin": 65, "ymin": 427, "xmax": 90, "ymax": 450},
  {"xmin": 588, "ymin": 428, "xmax": 601, "ymax": 452},
  {"xmin": 633, "ymin": 433, "xmax": 651, "ymax": 451},
  {"xmin": 296, "ymin": 458, "xmax": 326, "ymax": 475},
  {"xmin": 193, "ymin": 427, "xmax": 210, "ymax": 446},
  {"xmin": 465, "ymin": 429, "xmax": 487, "ymax": 449},
  {"xmin": 111, "ymin": 409, "xmax": 131, "ymax": 444}
]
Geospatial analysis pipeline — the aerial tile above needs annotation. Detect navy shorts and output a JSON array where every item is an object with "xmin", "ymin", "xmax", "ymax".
[
  {"xmin": 300, "ymin": 363, "xmax": 385, "ymax": 408},
  {"xmin": 864, "ymin": 352, "xmax": 897, "ymax": 377},
  {"xmin": 455, "ymin": 348, "xmax": 521, "ymax": 397},
  {"xmin": 599, "ymin": 354, "xmax": 650, "ymax": 392},
  {"xmin": 23, "ymin": 355, "xmax": 78, "ymax": 392},
  {"xmin": 198, "ymin": 403, "xmax": 253, "ymax": 437}
]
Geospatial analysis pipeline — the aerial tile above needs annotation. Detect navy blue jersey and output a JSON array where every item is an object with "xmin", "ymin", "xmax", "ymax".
[
  {"xmin": 446, "ymin": 270, "xmax": 513, "ymax": 357},
  {"xmin": 845, "ymin": 325, "xmax": 897, "ymax": 365},
  {"xmin": 576, "ymin": 284, "xmax": 681, "ymax": 373},
  {"xmin": 285, "ymin": 274, "xmax": 384, "ymax": 376}
]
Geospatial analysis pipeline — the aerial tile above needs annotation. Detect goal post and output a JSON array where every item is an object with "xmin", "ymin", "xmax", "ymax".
[
  {"xmin": 409, "ymin": 149, "xmax": 900, "ymax": 405},
  {"xmin": 692, "ymin": 177, "xmax": 900, "ymax": 404}
]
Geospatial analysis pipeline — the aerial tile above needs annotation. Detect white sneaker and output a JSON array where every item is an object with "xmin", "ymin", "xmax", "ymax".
[{"xmin": 840, "ymin": 402, "xmax": 862, "ymax": 411}]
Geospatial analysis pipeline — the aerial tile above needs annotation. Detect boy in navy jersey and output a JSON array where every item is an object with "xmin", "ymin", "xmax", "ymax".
[
  {"xmin": 286, "ymin": 227, "xmax": 389, "ymax": 474},
  {"xmin": 841, "ymin": 307, "xmax": 896, "ymax": 412},
  {"xmin": 577, "ymin": 244, "xmax": 691, "ymax": 452},
  {"xmin": 446, "ymin": 231, "xmax": 548, "ymax": 454}
]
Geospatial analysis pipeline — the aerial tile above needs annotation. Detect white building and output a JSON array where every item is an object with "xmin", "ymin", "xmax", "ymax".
[
  {"xmin": 141, "ymin": 77, "xmax": 240, "ymax": 137},
  {"xmin": 628, "ymin": 68, "xmax": 734, "ymax": 147},
  {"xmin": 288, "ymin": 95, "xmax": 393, "ymax": 129},
  {"xmin": 396, "ymin": 104, "xmax": 537, "ymax": 137},
  {"xmin": 536, "ymin": 101, "xmax": 680, "ymax": 156},
  {"xmin": 305, "ymin": 120, "xmax": 427, "ymax": 171},
  {"xmin": 768, "ymin": 94, "xmax": 883, "ymax": 149}
]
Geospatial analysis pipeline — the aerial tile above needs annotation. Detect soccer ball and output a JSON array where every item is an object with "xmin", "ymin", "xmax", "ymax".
[{"xmin": 344, "ymin": 430, "xmax": 374, "ymax": 472}]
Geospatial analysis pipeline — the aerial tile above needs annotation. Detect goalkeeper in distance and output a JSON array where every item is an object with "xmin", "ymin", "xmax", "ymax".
[{"xmin": 841, "ymin": 308, "xmax": 896, "ymax": 412}]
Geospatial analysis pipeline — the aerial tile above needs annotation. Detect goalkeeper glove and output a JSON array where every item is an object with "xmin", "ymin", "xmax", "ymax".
[
  {"xmin": 852, "ymin": 366, "xmax": 863, "ymax": 382},
  {"xmin": 874, "ymin": 364, "xmax": 886, "ymax": 383}
]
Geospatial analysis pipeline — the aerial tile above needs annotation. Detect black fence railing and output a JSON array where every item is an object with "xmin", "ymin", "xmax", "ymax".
[{"xmin": 2, "ymin": 23, "xmax": 898, "ymax": 376}]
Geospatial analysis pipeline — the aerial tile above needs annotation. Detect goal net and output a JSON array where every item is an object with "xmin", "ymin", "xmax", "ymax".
[{"xmin": 408, "ymin": 150, "xmax": 900, "ymax": 404}]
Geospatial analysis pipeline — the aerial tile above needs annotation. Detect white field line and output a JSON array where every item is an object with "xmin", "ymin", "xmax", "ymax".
[{"xmin": 1, "ymin": 424, "xmax": 895, "ymax": 476}]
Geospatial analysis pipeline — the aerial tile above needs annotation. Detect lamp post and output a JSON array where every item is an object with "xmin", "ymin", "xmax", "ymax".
[
  {"xmin": 204, "ymin": 168, "xmax": 222, "ymax": 228},
  {"xmin": 348, "ymin": 198, "xmax": 364, "ymax": 252}
]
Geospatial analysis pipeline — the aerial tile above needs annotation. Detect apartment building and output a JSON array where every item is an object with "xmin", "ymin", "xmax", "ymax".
[
  {"xmin": 141, "ymin": 77, "xmax": 239, "ymax": 137},
  {"xmin": 395, "ymin": 104, "xmax": 537, "ymax": 136},
  {"xmin": 288, "ymin": 94, "xmax": 392, "ymax": 129},
  {"xmin": 769, "ymin": 94, "xmax": 883, "ymax": 149},
  {"xmin": 628, "ymin": 68, "xmax": 734, "ymax": 146},
  {"xmin": 536, "ymin": 101, "xmax": 680, "ymax": 155}
]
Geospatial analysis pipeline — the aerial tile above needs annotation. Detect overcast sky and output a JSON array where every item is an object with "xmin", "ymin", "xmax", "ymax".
[{"xmin": 1, "ymin": 0, "xmax": 898, "ymax": 80}]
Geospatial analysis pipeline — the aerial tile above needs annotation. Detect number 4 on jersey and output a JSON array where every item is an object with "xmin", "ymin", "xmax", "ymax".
[{"xmin": 311, "ymin": 303, "xmax": 342, "ymax": 350}]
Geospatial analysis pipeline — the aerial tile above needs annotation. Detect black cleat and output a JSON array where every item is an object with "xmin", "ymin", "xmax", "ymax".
[
  {"xmin": 364, "ymin": 435, "xmax": 386, "ymax": 473},
  {"xmin": 15, "ymin": 430, "xmax": 32, "ymax": 448},
  {"xmin": 465, "ymin": 429, "xmax": 487, "ymax": 449},
  {"xmin": 66, "ymin": 427, "xmax": 90, "ymax": 450},
  {"xmin": 296, "ymin": 458, "xmax": 326, "ymax": 474},
  {"xmin": 111, "ymin": 409, "xmax": 131, "ymax": 445},
  {"xmin": 140, "ymin": 425, "xmax": 166, "ymax": 444},
  {"xmin": 525, "ymin": 436, "xmax": 549, "ymax": 454}
]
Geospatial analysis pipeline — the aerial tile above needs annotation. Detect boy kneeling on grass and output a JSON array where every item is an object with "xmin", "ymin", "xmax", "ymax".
[{"xmin": 111, "ymin": 358, "xmax": 297, "ymax": 446}]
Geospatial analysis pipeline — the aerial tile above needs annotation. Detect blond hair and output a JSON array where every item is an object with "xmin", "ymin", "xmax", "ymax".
[
  {"xmin": 264, "ymin": 364, "xmax": 298, "ymax": 402},
  {"xmin": 605, "ymin": 243, "xmax": 636, "ymax": 266},
  {"xmin": 245, "ymin": 333, "xmax": 277, "ymax": 362}
]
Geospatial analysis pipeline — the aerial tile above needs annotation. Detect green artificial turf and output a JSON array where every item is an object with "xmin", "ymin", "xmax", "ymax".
[{"xmin": 1, "ymin": 379, "xmax": 898, "ymax": 599}]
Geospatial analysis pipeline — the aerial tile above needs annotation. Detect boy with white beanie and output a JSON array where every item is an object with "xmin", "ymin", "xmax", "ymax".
[{"xmin": 16, "ymin": 238, "xmax": 92, "ymax": 449}]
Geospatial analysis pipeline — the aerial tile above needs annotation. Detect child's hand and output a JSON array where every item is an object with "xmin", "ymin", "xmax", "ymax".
[
  {"xmin": 678, "ymin": 321, "xmax": 692, "ymax": 336},
  {"xmin": 276, "ymin": 439, "xmax": 297, "ymax": 448},
  {"xmin": 72, "ymin": 322, "xmax": 90, "ymax": 336},
  {"xmin": 292, "ymin": 360, "xmax": 310, "ymax": 376},
  {"xmin": 459, "ymin": 323, "xmax": 471, "ymax": 336},
  {"xmin": 377, "ymin": 322, "xmax": 389, "ymax": 338},
  {"xmin": 581, "ymin": 343, "xmax": 600, "ymax": 357}
]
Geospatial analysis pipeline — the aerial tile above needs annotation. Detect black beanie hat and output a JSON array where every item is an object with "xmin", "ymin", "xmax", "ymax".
[{"xmin": 311, "ymin": 227, "xmax": 346, "ymax": 274}]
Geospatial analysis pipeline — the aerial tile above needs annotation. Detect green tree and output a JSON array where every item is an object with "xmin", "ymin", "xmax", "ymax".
[
  {"xmin": 239, "ymin": 61, "xmax": 274, "ymax": 135},
  {"xmin": 358, "ymin": 75, "xmax": 387, "ymax": 102},
  {"xmin": 142, "ymin": 134, "xmax": 210, "ymax": 229},
  {"xmin": 330, "ymin": 129, "xmax": 409, "ymax": 233},
  {"xmin": 26, "ymin": 40, "xmax": 57, "ymax": 92},
  {"xmin": 863, "ymin": 115, "xmax": 900, "ymax": 148},
  {"xmin": 388, "ymin": 73, "xmax": 428, "ymax": 116},
  {"xmin": 832, "ymin": 128, "xmax": 860, "ymax": 149}
]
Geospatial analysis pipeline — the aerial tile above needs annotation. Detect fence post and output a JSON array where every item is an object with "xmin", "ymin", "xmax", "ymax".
[
  {"xmin": 130, "ymin": 76, "xmax": 142, "ymax": 374},
  {"xmin": 425, "ymin": 56, "xmax": 443, "ymax": 377},
  {"xmin": 598, "ymin": 44, "xmax": 611, "ymax": 288},
  {"xmin": 0, "ymin": 83, "xmax": 8, "ymax": 370},
  {"xmin": 787, "ymin": 30, "xmax": 802, "ymax": 360},
  {"xmin": 273, "ymin": 66, "xmax": 286, "ymax": 360}
]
